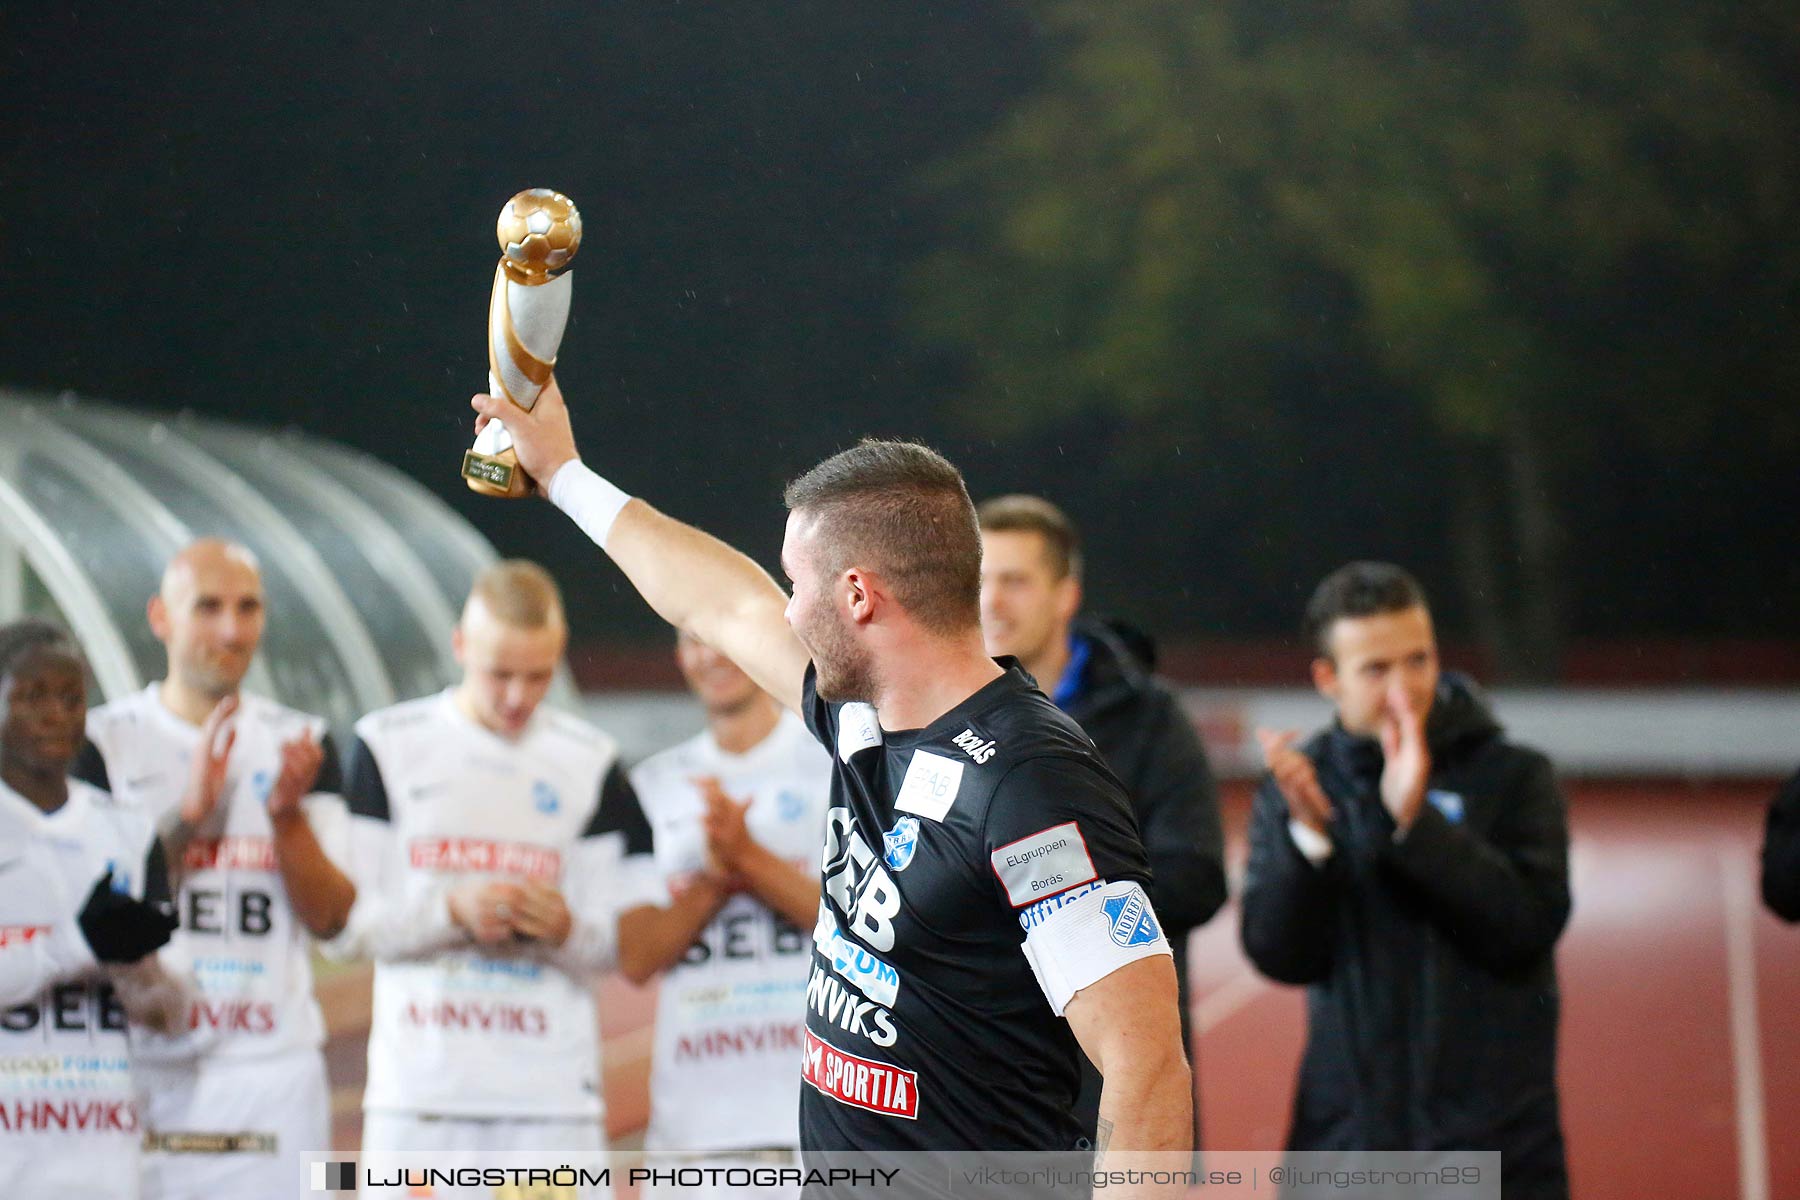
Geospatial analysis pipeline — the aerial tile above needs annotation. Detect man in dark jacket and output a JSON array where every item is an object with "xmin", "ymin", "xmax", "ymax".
[
  {"xmin": 1765, "ymin": 768, "xmax": 1800, "ymax": 921},
  {"xmin": 1242, "ymin": 561, "xmax": 1571, "ymax": 1199},
  {"xmin": 978, "ymin": 494, "xmax": 1226, "ymax": 1142}
]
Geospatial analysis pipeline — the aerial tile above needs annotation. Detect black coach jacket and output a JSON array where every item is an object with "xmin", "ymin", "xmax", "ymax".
[
  {"xmin": 1240, "ymin": 675, "xmax": 1571, "ymax": 1199},
  {"xmin": 1764, "ymin": 767, "xmax": 1800, "ymax": 922},
  {"xmin": 1059, "ymin": 617, "xmax": 1226, "ymax": 1139}
]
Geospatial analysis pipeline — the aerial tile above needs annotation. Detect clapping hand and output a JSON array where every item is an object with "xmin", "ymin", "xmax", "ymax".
[
  {"xmin": 1255, "ymin": 729, "xmax": 1333, "ymax": 835},
  {"xmin": 264, "ymin": 733, "xmax": 324, "ymax": 821},
  {"xmin": 696, "ymin": 776, "xmax": 753, "ymax": 890},
  {"xmin": 178, "ymin": 696, "xmax": 238, "ymax": 827},
  {"xmin": 1377, "ymin": 677, "xmax": 1430, "ymax": 830}
]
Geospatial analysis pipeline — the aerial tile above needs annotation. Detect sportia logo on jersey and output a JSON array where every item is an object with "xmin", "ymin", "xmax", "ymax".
[
  {"xmin": 802, "ymin": 1030, "xmax": 918, "ymax": 1120},
  {"xmin": 950, "ymin": 728, "xmax": 996, "ymax": 764},
  {"xmin": 881, "ymin": 817, "xmax": 920, "ymax": 872},
  {"xmin": 1103, "ymin": 889, "xmax": 1162, "ymax": 948}
]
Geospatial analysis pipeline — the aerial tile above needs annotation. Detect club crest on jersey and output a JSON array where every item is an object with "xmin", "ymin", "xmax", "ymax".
[
  {"xmin": 1103, "ymin": 888, "xmax": 1162, "ymax": 948},
  {"xmin": 532, "ymin": 780, "xmax": 561, "ymax": 815},
  {"xmin": 950, "ymin": 728, "xmax": 996, "ymax": 764},
  {"xmin": 778, "ymin": 789, "xmax": 808, "ymax": 824},
  {"xmin": 250, "ymin": 769, "xmax": 273, "ymax": 804},
  {"xmin": 882, "ymin": 817, "xmax": 920, "ymax": 872}
]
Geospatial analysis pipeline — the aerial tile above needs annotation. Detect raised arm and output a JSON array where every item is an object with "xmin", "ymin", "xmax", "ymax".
[{"xmin": 471, "ymin": 380, "xmax": 809, "ymax": 713}]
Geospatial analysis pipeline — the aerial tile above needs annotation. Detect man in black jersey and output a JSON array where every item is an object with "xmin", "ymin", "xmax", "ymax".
[{"xmin": 471, "ymin": 382, "xmax": 1191, "ymax": 1176}]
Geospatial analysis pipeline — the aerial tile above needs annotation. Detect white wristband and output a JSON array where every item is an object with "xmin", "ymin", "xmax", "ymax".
[{"xmin": 546, "ymin": 460, "xmax": 632, "ymax": 551}]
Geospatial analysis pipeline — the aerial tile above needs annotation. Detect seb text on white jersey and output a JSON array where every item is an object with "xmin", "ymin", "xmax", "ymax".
[
  {"xmin": 0, "ymin": 778, "xmax": 164, "ymax": 1200},
  {"xmin": 81, "ymin": 686, "xmax": 350, "ymax": 1064},
  {"xmin": 629, "ymin": 709, "xmax": 832, "ymax": 1152}
]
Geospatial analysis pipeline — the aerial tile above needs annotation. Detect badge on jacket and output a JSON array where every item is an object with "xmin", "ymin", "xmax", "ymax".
[{"xmin": 1426, "ymin": 789, "xmax": 1465, "ymax": 823}]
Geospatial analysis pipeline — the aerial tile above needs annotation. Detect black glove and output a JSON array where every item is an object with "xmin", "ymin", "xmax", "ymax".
[{"xmin": 77, "ymin": 870, "xmax": 179, "ymax": 963}]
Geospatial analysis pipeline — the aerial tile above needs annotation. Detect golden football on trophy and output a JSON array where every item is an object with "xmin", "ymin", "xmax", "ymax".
[{"xmin": 496, "ymin": 189, "xmax": 583, "ymax": 284}]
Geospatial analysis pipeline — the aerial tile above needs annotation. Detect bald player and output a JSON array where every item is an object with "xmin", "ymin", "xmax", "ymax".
[
  {"xmin": 328, "ymin": 561, "xmax": 721, "ymax": 1199},
  {"xmin": 76, "ymin": 539, "xmax": 356, "ymax": 1199}
]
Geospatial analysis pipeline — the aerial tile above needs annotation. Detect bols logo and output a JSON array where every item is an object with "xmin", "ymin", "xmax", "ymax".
[{"xmin": 950, "ymin": 729, "xmax": 996, "ymax": 765}]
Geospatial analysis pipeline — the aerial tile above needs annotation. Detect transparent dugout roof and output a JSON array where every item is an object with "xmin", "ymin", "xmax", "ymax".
[{"xmin": 0, "ymin": 389, "xmax": 530, "ymax": 742}]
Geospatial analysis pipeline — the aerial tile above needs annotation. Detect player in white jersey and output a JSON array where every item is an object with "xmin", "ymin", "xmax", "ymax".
[
  {"xmin": 630, "ymin": 632, "xmax": 831, "ymax": 1198},
  {"xmin": 1, "ymin": 619, "xmax": 181, "ymax": 1200},
  {"xmin": 328, "ymin": 562, "xmax": 726, "ymax": 1200},
  {"xmin": 75, "ymin": 540, "xmax": 357, "ymax": 1200}
]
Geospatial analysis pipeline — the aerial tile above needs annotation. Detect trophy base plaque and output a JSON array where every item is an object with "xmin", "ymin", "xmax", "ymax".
[
  {"xmin": 462, "ymin": 449, "xmax": 530, "ymax": 498},
  {"xmin": 464, "ymin": 414, "xmax": 533, "ymax": 498}
]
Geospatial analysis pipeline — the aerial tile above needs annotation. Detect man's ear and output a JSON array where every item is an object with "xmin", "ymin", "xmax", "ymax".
[
  {"xmin": 450, "ymin": 622, "xmax": 467, "ymax": 666},
  {"xmin": 146, "ymin": 594, "xmax": 169, "ymax": 642},
  {"xmin": 843, "ymin": 568, "xmax": 877, "ymax": 626},
  {"xmin": 1310, "ymin": 656, "xmax": 1339, "ymax": 703},
  {"xmin": 1055, "ymin": 574, "xmax": 1083, "ymax": 626}
]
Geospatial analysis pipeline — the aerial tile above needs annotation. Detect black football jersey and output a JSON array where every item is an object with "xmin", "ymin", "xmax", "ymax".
[{"xmin": 797, "ymin": 659, "xmax": 1153, "ymax": 1152}]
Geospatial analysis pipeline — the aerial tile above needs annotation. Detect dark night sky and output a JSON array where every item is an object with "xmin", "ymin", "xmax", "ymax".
[
  {"xmin": 4, "ymin": 4, "xmax": 1051, "ymax": 643},
  {"xmin": 4, "ymin": 4, "xmax": 1792, "ymax": 653}
]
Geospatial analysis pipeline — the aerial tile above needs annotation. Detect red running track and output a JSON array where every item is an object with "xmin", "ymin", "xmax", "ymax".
[{"xmin": 322, "ymin": 780, "xmax": 1798, "ymax": 1199}]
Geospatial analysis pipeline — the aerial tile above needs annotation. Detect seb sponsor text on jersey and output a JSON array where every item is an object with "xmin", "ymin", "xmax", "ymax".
[
  {"xmin": 81, "ymin": 687, "xmax": 348, "ymax": 1198},
  {"xmin": 0, "ymin": 778, "xmax": 164, "ymax": 1200},
  {"xmin": 81, "ymin": 687, "xmax": 349, "ymax": 1062},
  {"xmin": 629, "ymin": 709, "xmax": 832, "ymax": 1153},
  {"xmin": 798, "ymin": 661, "xmax": 1171, "ymax": 1151},
  {"xmin": 336, "ymin": 690, "xmax": 663, "ymax": 1122}
]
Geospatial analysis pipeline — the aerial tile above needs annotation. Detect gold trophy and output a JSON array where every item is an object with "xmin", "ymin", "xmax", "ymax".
[{"xmin": 462, "ymin": 188, "xmax": 583, "ymax": 497}]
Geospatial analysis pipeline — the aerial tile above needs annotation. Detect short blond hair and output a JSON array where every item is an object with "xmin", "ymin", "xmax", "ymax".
[
  {"xmin": 976, "ymin": 494, "xmax": 1083, "ymax": 581},
  {"xmin": 466, "ymin": 560, "xmax": 565, "ymax": 629}
]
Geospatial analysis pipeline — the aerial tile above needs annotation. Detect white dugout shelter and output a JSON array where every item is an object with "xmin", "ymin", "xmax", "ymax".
[{"xmin": 0, "ymin": 388, "xmax": 527, "ymax": 740}]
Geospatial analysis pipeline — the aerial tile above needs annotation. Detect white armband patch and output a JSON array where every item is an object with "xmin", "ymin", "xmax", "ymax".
[{"xmin": 1018, "ymin": 879, "xmax": 1172, "ymax": 1016}]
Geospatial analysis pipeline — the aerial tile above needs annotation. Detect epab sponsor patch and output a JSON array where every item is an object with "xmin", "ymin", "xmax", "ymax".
[{"xmin": 895, "ymin": 751, "xmax": 963, "ymax": 822}]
